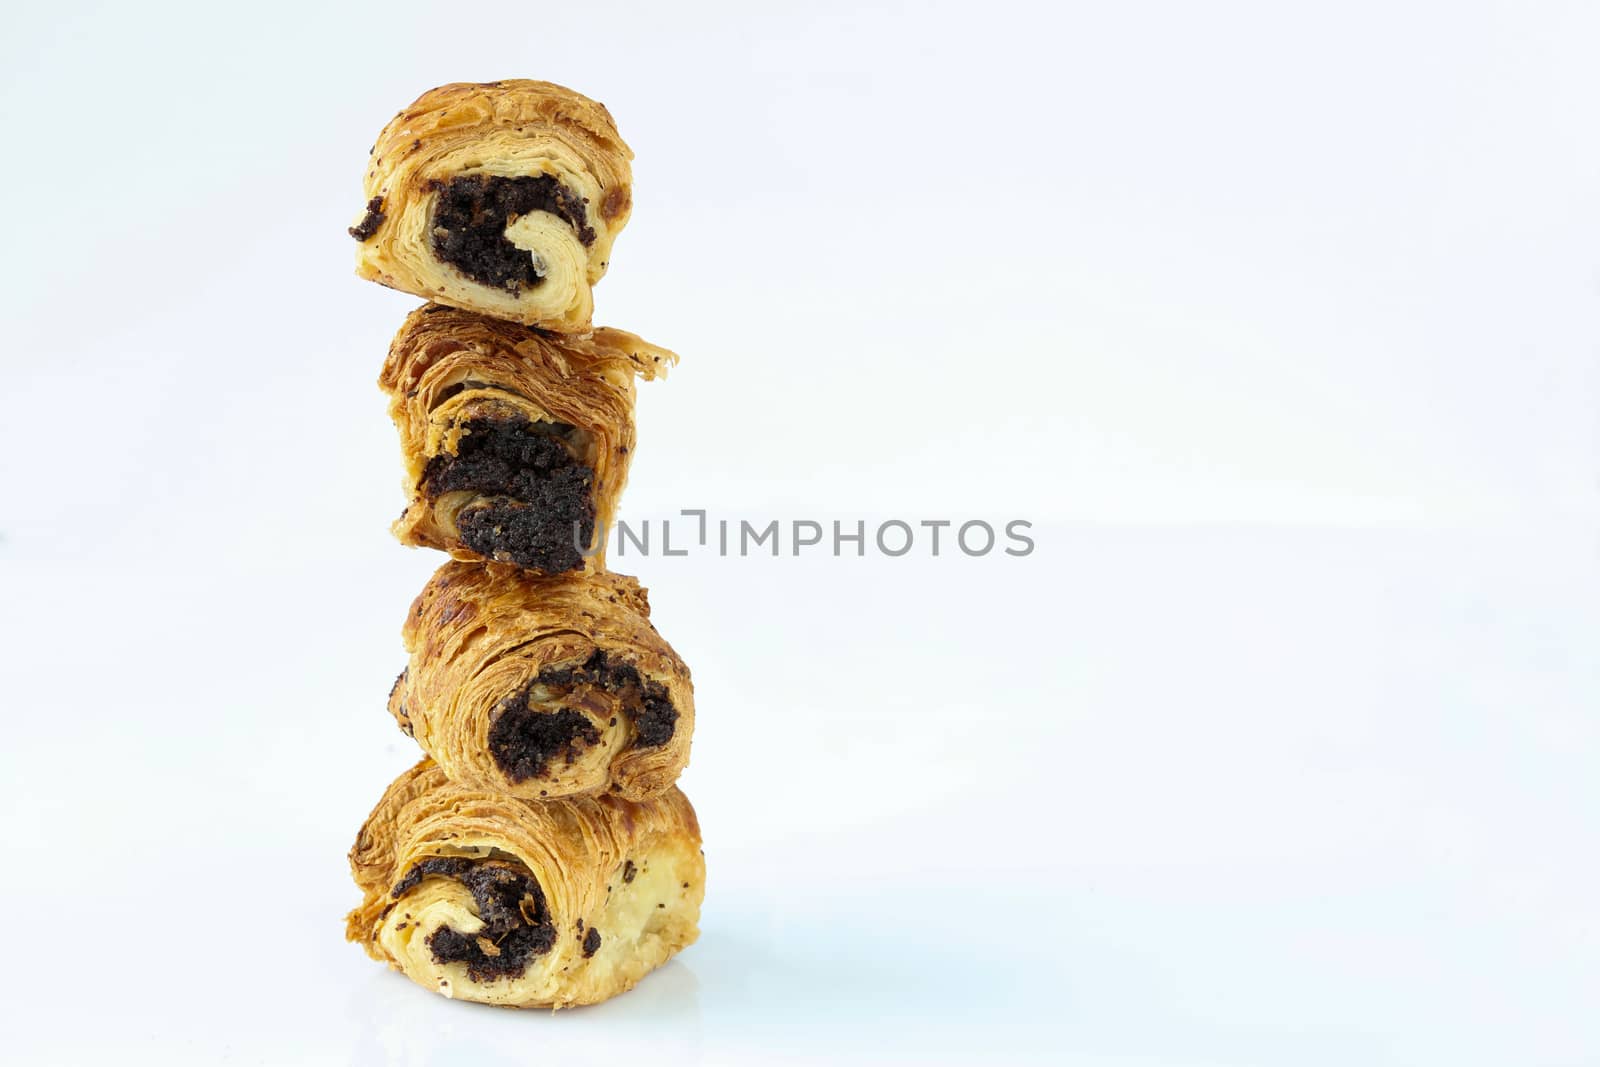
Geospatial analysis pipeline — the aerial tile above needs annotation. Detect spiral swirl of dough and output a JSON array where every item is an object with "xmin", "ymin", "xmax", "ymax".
[{"xmin": 389, "ymin": 562, "xmax": 695, "ymax": 802}]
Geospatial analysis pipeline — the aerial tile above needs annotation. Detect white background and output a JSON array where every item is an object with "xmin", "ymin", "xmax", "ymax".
[{"xmin": 2, "ymin": 2, "xmax": 1597, "ymax": 1063}]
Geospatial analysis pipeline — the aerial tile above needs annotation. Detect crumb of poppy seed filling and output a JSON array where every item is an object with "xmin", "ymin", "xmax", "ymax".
[
  {"xmin": 582, "ymin": 927, "xmax": 602, "ymax": 958},
  {"xmin": 423, "ymin": 417, "xmax": 594, "ymax": 573},
  {"xmin": 428, "ymin": 174, "xmax": 596, "ymax": 291},
  {"xmin": 633, "ymin": 688, "xmax": 678, "ymax": 748},
  {"xmin": 488, "ymin": 699, "xmax": 601, "ymax": 783},
  {"xmin": 348, "ymin": 196, "xmax": 385, "ymax": 241},
  {"xmin": 392, "ymin": 857, "xmax": 556, "ymax": 982},
  {"xmin": 622, "ymin": 859, "xmax": 637, "ymax": 884}
]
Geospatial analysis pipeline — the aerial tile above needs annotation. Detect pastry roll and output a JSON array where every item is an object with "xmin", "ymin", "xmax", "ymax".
[
  {"xmin": 379, "ymin": 303, "xmax": 674, "ymax": 575},
  {"xmin": 349, "ymin": 80, "xmax": 633, "ymax": 331},
  {"xmin": 391, "ymin": 562, "xmax": 694, "ymax": 802},
  {"xmin": 347, "ymin": 759, "xmax": 704, "ymax": 1008}
]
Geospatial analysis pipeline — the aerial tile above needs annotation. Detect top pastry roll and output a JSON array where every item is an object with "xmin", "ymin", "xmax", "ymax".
[{"xmin": 349, "ymin": 80, "xmax": 633, "ymax": 331}]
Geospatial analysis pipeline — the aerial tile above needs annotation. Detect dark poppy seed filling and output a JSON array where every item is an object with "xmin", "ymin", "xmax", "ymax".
[
  {"xmin": 487, "ymin": 649, "xmax": 679, "ymax": 782},
  {"xmin": 391, "ymin": 669, "xmax": 413, "ymax": 737},
  {"xmin": 633, "ymin": 687, "xmax": 679, "ymax": 748},
  {"xmin": 422, "ymin": 416, "xmax": 594, "ymax": 573},
  {"xmin": 392, "ymin": 857, "xmax": 556, "ymax": 982},
  {"xmin": 348, "ymin": 196, "xmax": 385, "ymax": 241},
  {"xmin": 488, "ymin": 703, "xmax": 601, "ymax": 783},
  {"xmin": 582, "ymin": 927, "xmax": 602, "ymax": 957},
  {"xmin": 428, "ymin": 174, "xmax": 596, "ymax": 291}
]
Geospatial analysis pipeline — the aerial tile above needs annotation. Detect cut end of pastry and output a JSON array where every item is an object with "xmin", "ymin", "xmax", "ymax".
[
  {"xmin": 390, "ymin": 856, "xmax": 557, "ymax": 982},
  {"xmin": 425, "ymin": 173, "xmax": 596, "ymax": 292},
  {"xmin": 487, "ymin": 648, "xmax": 681, "ymax": 792},
  {"xmin": 371, "ymin": 838, "xmax": 702, "ymax": 1007},
  {"xmin": 379, "ymin": 309, "xmax": 671, "ymax": 571},
  {"xmin": 391, "ymin": 565, "xmax": 694, "ymax": 802}
]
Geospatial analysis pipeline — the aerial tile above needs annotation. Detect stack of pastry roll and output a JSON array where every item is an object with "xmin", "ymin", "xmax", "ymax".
[{"xmin": 345, "ymin": 80, "xmax": 702, "ymax": 1010}]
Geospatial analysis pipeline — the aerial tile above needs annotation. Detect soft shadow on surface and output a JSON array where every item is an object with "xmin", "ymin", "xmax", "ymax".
[
  {"xmin": 681, "ymin": 889, "xmax": 1068, "ymax": 1065},
  {"xmin": 344, "ymin": 958, "xmax": 702, "ymax": 1067}
]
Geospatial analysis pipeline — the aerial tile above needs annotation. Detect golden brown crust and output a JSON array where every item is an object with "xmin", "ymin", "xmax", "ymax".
[
  {"xmin": 378, "ymin": 303, "xmax": 675, "ymax": 573},
  {"xmin": 390, "ymin": 562, "xmax": 694, "ymax": 802},
  {"xmin": 352, "ymin": 81, "xmax": 634, "ymax": 331},
  {"xmin": 347, "ymin": 759, "xmax": 703, "ymax": 1008}
]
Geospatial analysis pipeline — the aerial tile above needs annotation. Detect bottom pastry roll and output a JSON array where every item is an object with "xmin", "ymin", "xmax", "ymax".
[{"xmin": 346, "ymin": 759, "xmax": 704, "ymax": 1008}]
